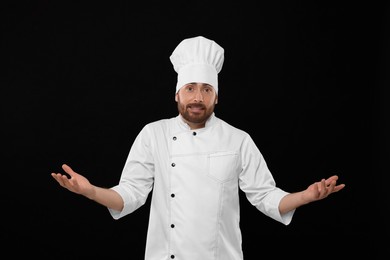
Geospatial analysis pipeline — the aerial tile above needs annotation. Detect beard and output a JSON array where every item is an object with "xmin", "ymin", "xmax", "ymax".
[{"xmin": 177, "ymin": 101, "xmax": 216, "ymax": 125}]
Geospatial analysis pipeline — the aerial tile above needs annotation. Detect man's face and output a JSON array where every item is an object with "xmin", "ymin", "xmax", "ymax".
[{"xmin": 175, "ymin": 82, "xmax": 218, "ymax": 129}]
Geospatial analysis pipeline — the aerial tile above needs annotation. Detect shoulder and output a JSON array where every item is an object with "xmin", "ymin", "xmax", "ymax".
[
  {"xmin": 141, "ymin": 117, "xmax": 176, "ymax": 134},
  {"xmin": 214, "ymin": 116, "xmax": 252, "ymax": 140},
  {"xmin": 216, "ymin": 117, "xmax": 248, "ymax": 133},
  {"xmin": 146, "ymin": 117, "xmax": 174, "ymax": 128}
]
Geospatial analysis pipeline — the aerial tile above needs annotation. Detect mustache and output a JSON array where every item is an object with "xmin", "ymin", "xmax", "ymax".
[{"xmin": 186, "ymin": 103, "xmax": 206, "ymax": 109}]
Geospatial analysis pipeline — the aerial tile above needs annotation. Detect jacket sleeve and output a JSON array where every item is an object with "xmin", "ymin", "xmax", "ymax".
[
  {"xmin": 108, "ymin": 125, "xmax": 155, "ymax": 219},
  {"xmin": 238, "ymin": 134, "xmax": 295, "ymax": 225}
]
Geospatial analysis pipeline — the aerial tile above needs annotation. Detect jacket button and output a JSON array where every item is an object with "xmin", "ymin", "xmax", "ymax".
[
  {"xmin": 171, "ymin": 255, "xmax": 175, "ymax": 259},
  {"xmin": 171, "ymin": 193, "xmax": 175, "ymax": 198},
  {"xmin": 171, "ymin": 224, "xmax": 175, "ymax": 228},
  {"xmin": 173, "ymin": 136, "xmax": 177, "ymax": 140},
  {"xmin": 192, "ymin": 132, "xmax": 196, "ymax": 136},
  {"xmin": 171, "ymin": 163, "xmax": 175, "ymax": 167}
]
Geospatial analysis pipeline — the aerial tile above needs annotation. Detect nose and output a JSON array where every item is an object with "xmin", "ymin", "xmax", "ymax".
[{"xmin": 194, "ymin": 89, "xmax": 203, "ymax": 102}]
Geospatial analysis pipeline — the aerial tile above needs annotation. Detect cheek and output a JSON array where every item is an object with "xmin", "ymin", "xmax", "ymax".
[{"xmin": 176, "ymin": 94, "xmax": 191, "ymax": 104}]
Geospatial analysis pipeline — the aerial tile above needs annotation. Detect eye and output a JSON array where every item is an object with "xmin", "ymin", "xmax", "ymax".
[
  {"xmin": 184, "ymin": 84, "xmax": 194, "ymax": 92},
  {"xmin": 203, "ymin": 86, "xmax": 213, "ymax": 93}
]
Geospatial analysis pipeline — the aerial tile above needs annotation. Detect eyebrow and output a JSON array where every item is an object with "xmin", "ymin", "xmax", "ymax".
[{"xmin": 186, "ymin": 83, "xmax": 212, "ymax": 87}]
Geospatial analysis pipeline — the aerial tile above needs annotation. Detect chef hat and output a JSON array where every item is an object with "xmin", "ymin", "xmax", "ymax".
[{"xmin": 170, "ymin": 36, "xmax": 224, "ymax": 94}]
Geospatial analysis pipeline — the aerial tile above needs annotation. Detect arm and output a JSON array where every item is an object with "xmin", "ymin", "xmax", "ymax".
[
  {"xmin": 279, "ymin": 175, "xmax": 345, "ymax": 215},
  {"xmin": 51, "ymin": 164, "xmax": 124, "ymax": 211}
]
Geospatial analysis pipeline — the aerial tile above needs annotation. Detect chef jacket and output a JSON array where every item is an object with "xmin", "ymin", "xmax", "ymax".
[{"xmin": 109, "ymin": 113, "xmax": 295, "ymax": 260}]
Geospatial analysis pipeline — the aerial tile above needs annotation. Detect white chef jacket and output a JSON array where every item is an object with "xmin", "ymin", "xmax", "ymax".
[{"xmin": 109, "ymin": 113, "xmax": 295, "ymax": 260}]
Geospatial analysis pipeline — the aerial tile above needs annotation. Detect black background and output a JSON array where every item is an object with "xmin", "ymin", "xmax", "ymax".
[{"xmin": 3, "ymin": 1, "xmax": 388, "ymax": 259}]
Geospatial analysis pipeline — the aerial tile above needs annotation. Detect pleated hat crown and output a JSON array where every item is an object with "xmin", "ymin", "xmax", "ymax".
[{"xmin": 170, "ymin": 36, "xmax": 224, "ymax": 94}]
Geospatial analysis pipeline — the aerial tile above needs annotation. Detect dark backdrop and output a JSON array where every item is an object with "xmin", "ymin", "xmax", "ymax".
[{"xmin": 3, "ymin": 1, "xmax": 388, "ymax": 259}]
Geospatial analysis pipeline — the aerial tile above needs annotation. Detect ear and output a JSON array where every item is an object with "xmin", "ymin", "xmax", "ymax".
[
  {"xmin": 175, "ymin": 93, "xmax": 179, "ymax": 102},
  {"xmin": 215, "ymin": 96, "xmax": 218, "ymax": 104}
]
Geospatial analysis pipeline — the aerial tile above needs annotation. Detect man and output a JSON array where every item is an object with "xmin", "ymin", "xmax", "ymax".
[{"xmin": 51, "ymin": 36, "xmax": 345, "ymax": 260}]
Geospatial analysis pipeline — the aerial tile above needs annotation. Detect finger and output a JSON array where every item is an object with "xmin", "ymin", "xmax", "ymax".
[
  {"xmin": 327, "ymin": 179, "xmax": 336, "ymax": 189},
  {"xmin": 51, "ymin": 172, "xmax": 59, "ymax": 181},
  {"xmin": 332, "ymin": 183, "xmax": 346, "ymax": 193},
  {"xmin": 324, "ymin": 181, "xmax": 336, "ymax": 196},
  {"xmin": 51, "ymin": 173, "xmax": 65, "ymax": 182},
  {"xmin": 62, "ymin": 164, "xmax": 77, "ymax": 178},
  {"xmin": 318, "ymin": 179, "xmax": 326, "ymax": 193},
  {"xmin": 62, "ymin": 174, "xmax": 80, "ymax": 191},
  {"xmin": 51, "ymin": 173, "xmax": 68, "ymax": 187},
  {"xmin": 325, "ymin": 175, "xmax": 339, "ymax": 184}
]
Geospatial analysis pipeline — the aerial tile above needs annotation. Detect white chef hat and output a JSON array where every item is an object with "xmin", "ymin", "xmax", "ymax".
[{"xmin": 170, "ymin": 36, "xmax": 224, "ymax": 94}]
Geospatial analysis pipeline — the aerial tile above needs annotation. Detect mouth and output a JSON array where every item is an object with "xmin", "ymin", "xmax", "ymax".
[{"xmin": 187, "ymin": 104, "xmax": 205, "ymax": 113}]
